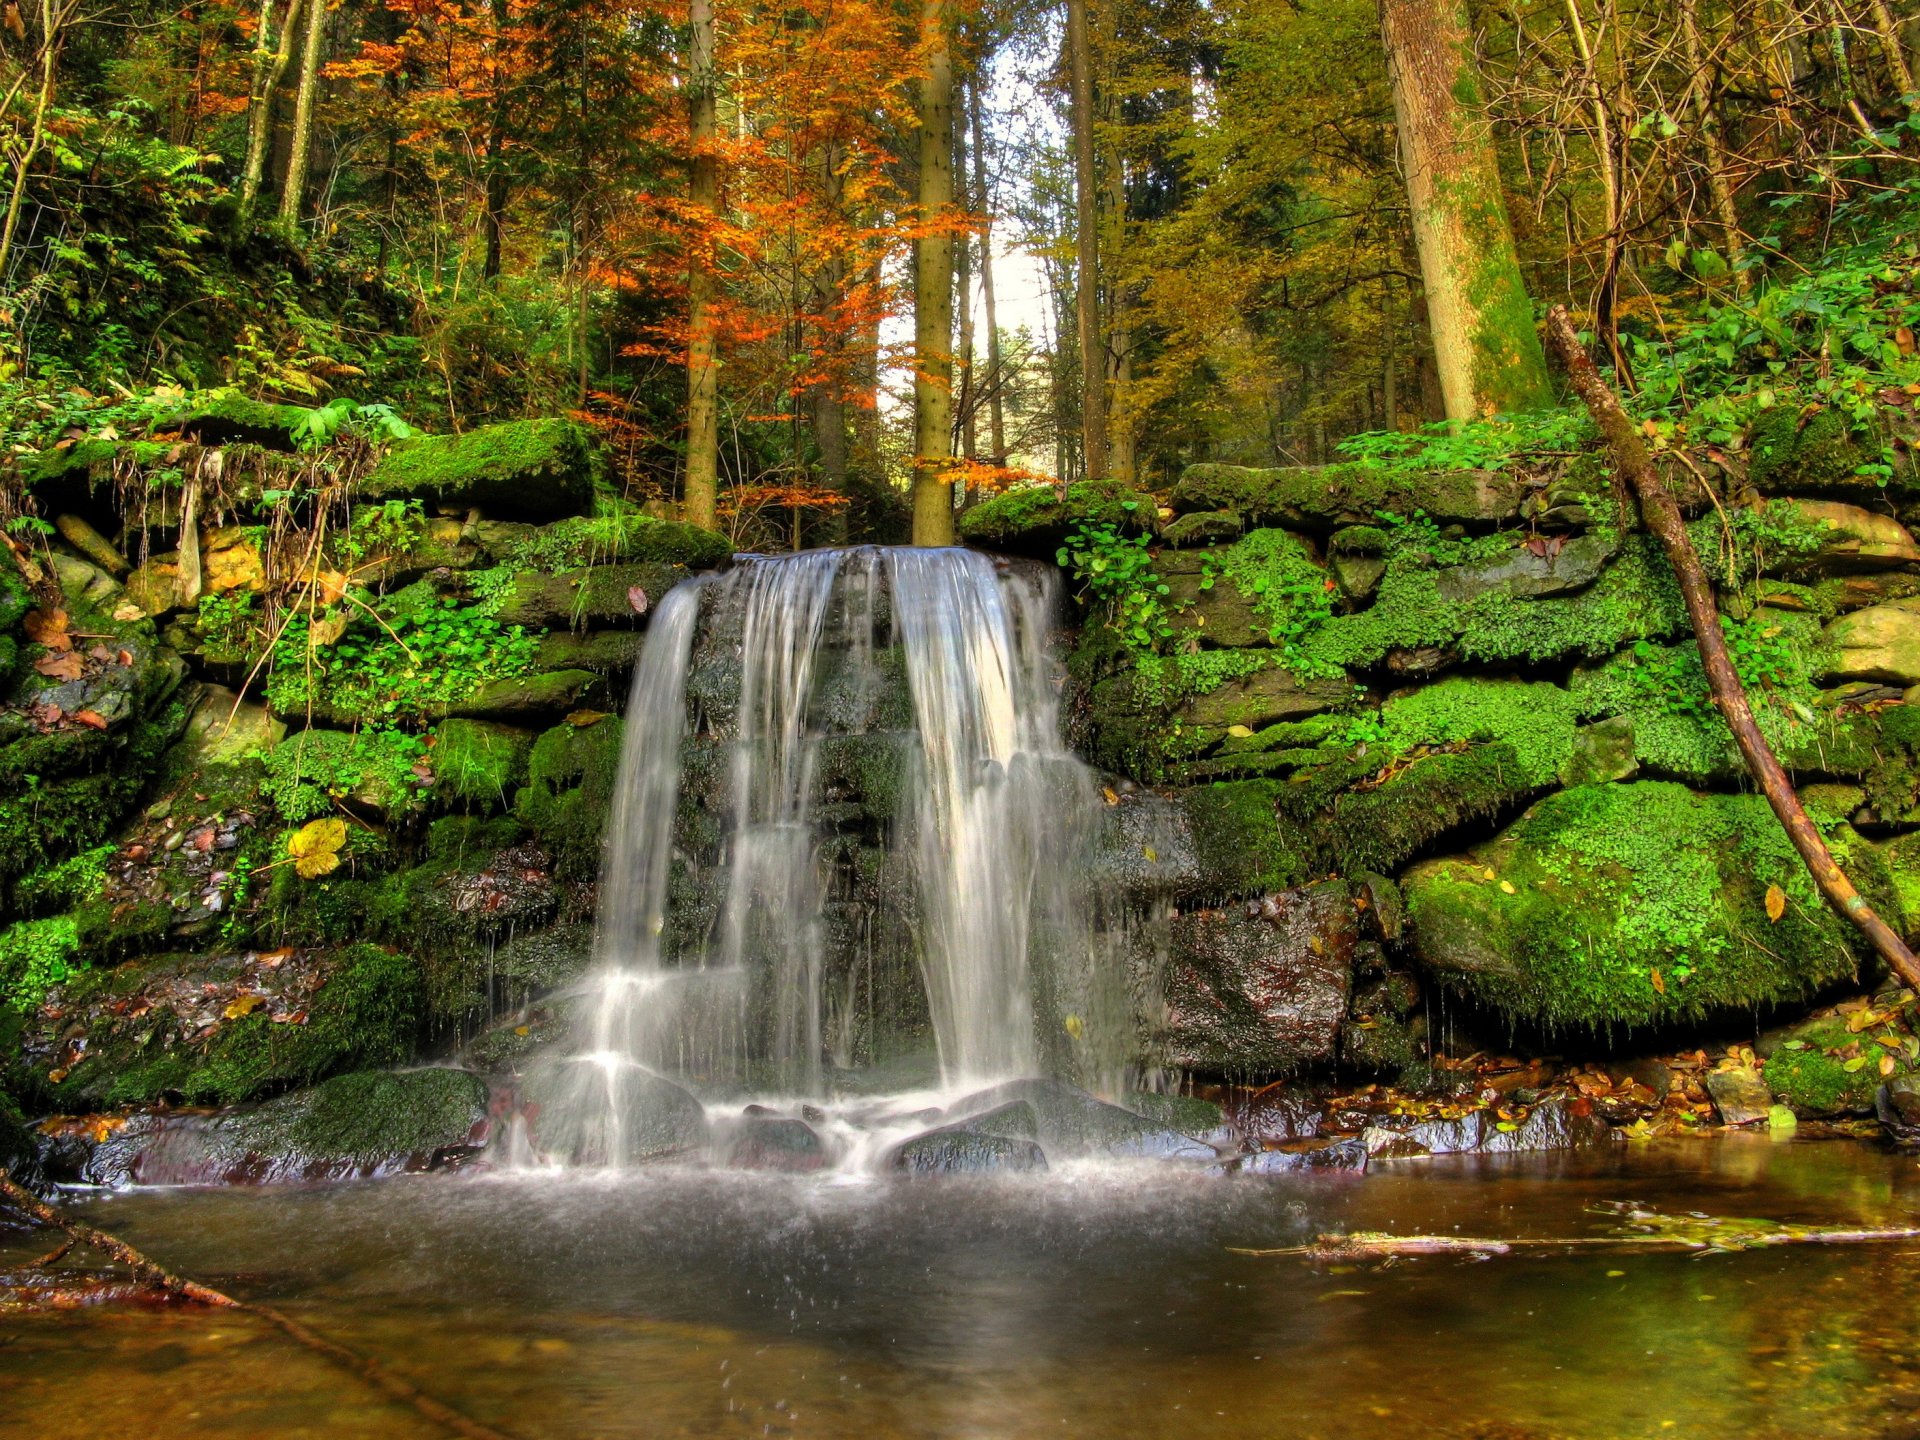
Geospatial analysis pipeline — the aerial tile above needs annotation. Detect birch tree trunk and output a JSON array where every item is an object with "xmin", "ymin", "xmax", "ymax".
[
  {"xmin": 911, "ymin": 0, "xmax": 955, "ymax": 546},
  {"xmin": 237, "ymin": 0, "xmax": 304, "ymax": 230},
  {"xmin": 1380, "ymin": 0, "xmax": 1553, "ymax": 422},
  {"xmin": 277, "ymin": 0, "xmax": 328, "ymax": 225},
  {"xmin": 683, "ymin": 0, "xmax": 721, "ymax": 532}
]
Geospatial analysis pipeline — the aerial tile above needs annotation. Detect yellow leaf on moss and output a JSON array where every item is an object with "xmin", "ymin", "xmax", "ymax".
[
  {"xmin": 288, "ymin": 817, "xmax": 348, "ymax": 878},
  {"xmin": 1765, "ymin": 884, "xmax": 1786, "ymax": 922},
  {"xmin": 224, "ymin": 993, "xmax": 265, "ymax": 1020}
]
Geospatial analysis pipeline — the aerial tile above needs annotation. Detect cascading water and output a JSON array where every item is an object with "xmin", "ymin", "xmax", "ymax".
[{"xmin": 524, "ymin": 545, "xmax": 1139, "ymax": 1170}]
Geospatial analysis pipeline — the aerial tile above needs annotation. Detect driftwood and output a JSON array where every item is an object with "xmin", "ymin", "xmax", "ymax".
[
  {"xmin": 1545, "ymin": 306, "xmax": 1920, "ymax": 992},
  {"xmin": 0, "ymin": 1169, "xmax": 522, "ymax": 1440},
  {"xmin": 1233, "ymin": 1204, "xmax": 1920, "ymax": 1261}
]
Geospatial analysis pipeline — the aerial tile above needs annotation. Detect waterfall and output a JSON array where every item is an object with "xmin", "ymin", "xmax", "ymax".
[{"xmin": 529, "ymin": 546, "xmax": 1126, "ymax": 1165}]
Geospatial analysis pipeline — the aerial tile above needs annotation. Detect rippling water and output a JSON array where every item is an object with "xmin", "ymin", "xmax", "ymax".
[{"xmin": 7, "ymin": 1137, "xmax": 1920, "ymax": 1439}]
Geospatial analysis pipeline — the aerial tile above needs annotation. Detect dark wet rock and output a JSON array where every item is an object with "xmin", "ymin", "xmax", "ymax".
[
  {"xmin": 950, "ymin": 1079, "xmax": 1217, "ymax": 1161},
  {"xmin": 492, "ymin": 923, "xmax": 595, "ymax": 994},
  {"xmin": 951, "ymin": 1100, "xmax": 1042, "ymax": 1141},
  {"xmin": 519, "ymin": 1066, "xmax": 708, "ymax": 1166},
  {"xmin": 0, "ymin": 1093, "xmax": 43, "ymax": 1191},
  {"xmin": 1093, "ymin": 791, "xmax": 1202, "ymax": 903},
  {"xmin": 725, "ymin": 1114, "xmax": 828, "ymax": 1172},
  {"xmin": 1876, "ymin": 1075, "xmax": 1920, "ymax": 1140},
  {"xmin": 1154, "ymin": 882, "xmax": 1355, "ymax": 1074},
  {"xmin": 1704, "ymin": 1068, "xmax": 1773, "ymax": 1126},
  {"xmin": 886, "ymin": 1126, "xmax": 1048, "ymax": 1174},
  {"xmin": 1361, "ymin": 1097, "xmax": 1612, "ymax": 1158},
  {"xmin": 1120, "ymin": 1092, "xmax": 1233, "ymax": 1148},
  {"xmin": 1605, "ymin": 1057, "xmax": 1674, "ymax": 1101},
  {"xmin": 1228, "ymin": 1087, "xmax": 1324, "ymax": 1144},
  {"xmin": 1234, "ymin": 1138, "xmax": 1368, "ymax": 1174},
  {"xmin": 1433, "ymin": 532, "xmax": 1615, "ymax": 604}
]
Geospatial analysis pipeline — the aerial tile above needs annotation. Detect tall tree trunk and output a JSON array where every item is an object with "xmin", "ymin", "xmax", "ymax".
[
  {"xmin": 237, "ymin": 0, "xmax": 303, "ymax": 231},
  {"xmin": 0, "ymin": 0, "xmax": 63, "ymax": 283},
  {"xmin": 1102, "ymin": 126, "xmax": 1135, "ymax": 485},
  {"xmin": 969, "ymin": 85, "xmax": 1006, "ymax": 462},
  {"xmin": 482, "ymin": 0, "xmax": 509, "ymax": 279},
  {"xmin": 683, "ymin": 0, "xmax": 721, "ymax": 532},
  {"xmin": 911, "ymin": 0, "xmax": 955, "ymax": 546},
  {"xmin": 1866, "ymin": 0, "xmax": 1916, "ymax": 106},
  {"xmin": 1678, "ymin": 0, "xmax": 1746, "ymax": 289},
  {"xmin": 1562, "ymin": 0, "xmax": 1627, "ymax": 372},
  {"xmin": 811, "ymin": 146, "xmax": 850, "ymax": 507},
  {"xmin": 277, "ymin": 0, "xmax": 328, "ymax": 225},
  {"xmin": 955, "ymin": 91, "xmax": 977, "ymax": 466},
  {"xmin": 1380, "ymin": 0, "xmax": 1554, "ymax": 422},
  {"xmin": 1067, "ymin": 0, "xmax": 1107, "ymax": 478}
]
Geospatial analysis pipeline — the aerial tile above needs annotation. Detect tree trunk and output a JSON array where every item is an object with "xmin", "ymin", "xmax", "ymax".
[
  {"xmin": 482, "ymin": 0, "xmax": 510, "ymax": 280},
  {"xmin": 1102, "ymin": 123, "xmax": 1135, "ymax": 485},
  {"xmin": 1380, "ymin": 0, "xmax": 1554, "ymax": 422},
  {"xmin": 0, "ymin": 0, "xmax": 62, "ymax": 282},
  {"xmin": 911, "ymin": 0, "xmax": 955, "ymax": 546},
  {"xmin": 237, "ymin": 0, "xmax": 303, "ymax": 230},
  {"xmin": 1677, "ymin": 0, "xmax": 1746, "ymax": 289},
  {"xmin": 970, "ymin": 85, "xmax": 1006, "ymax": 462},
  {"xmin": 277, "ymin": 0, "xmax": 328, "ymax": 225},
  {"xmin": 1546, "ymin": 306, "xmax": 1920, "ymax": 992},
  {"xmin": 955, "ymin": 90, "xmax": 977, "ymax": 465},
  {"xmin": 1067, "ymin": 0, "xmax": 1107, "ymax": 478},
  {"xmin": 683, "ymin": 0, "xmax": 721, "ymax": 532}
]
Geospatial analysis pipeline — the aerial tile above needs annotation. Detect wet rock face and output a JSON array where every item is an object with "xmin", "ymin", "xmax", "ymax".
[
  {"xmin": 886, "ymin": 1126, "xmax": 1048, "ymax": 1174},
  {"xmin": 1359, "ymin": 1096, "xmax": 1612, "ymax": 1158},
  {"xmin": 1154, "ymin": 882, "xmax": 1357, "ymax": 1074},
  {"xmin": 724, "ymin": 1112, "xmax": 828, "ymax": 1172},
  {"xmin": 947, "ymin": 1079, "xmax": 1218, "ymax": 1160}
]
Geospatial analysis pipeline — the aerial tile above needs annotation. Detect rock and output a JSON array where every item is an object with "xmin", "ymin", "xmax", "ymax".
[
  {"xmin": 1120, "ymin": 1092, "xmax": 1234, "ymax": 1147},
  {"xmin": 490, "ymin": 923, "xmax": 595, "ymax": 992},
  {"xmin": 1605, "ymin": 1057, "xmax": 1673, "ymax": 1100},
  {"xmin": 1433, "ymin": 532, "xmax": 1615, "ymax": 603},
  {"xmin": 1404, "ymin": 782, "xmax": 1869, "ymax": 1030},
  {"xmin": 123, "ymin": 557, "xmax": 183, "ymax": 616},
  {"xmin": 0, "ymin": 1092, "xmax": 43, "ymax": 1191},
  {"xmin": 153, "ymin": 390, "xmax": 311, "ymax": 448},
  {"xmin": 1229, "ymin": 1087, "xmax": 1324, "ymax": 1144},
  {"xmin": 1235, "ymin": 1138, "xmax": 1367, "ymax": 1173},
  {"xmin": 520, "ymin": 1065, "xmax": 709, "ymax": 1166},
  {"xmin": 1747, "ymin": 404, "xmax": 1915, "ymax": 497},
  {"xmin": 533, "ymin": 630, "xmax": 647, "ymax": 675},
  {"xmin": 182, "ymin": 684, "xmax": 283, "ymax": 766},
  {"xmin": 1154, "ymin": 882, "xmax": 1355, "ymax": 1073},
  {"xmin": 1172, "ymin": 462, "xmax": 1525, "ymax": 526},
  {"xmin": 1704, "ymin": 1068, "xmax": 1774, "ymax": 1126},
  {"xmin": 1559, "ymin": 716, "xmax": 1639, "ymax": 786},
  {"xmin": 886, "ymin": 1126, "xmax": 1049, "ymax": 1174},
  {"xmin": 446, "ymin": 669, "xmax": 602, "ymax": 721},
  {"xmin": 431, "ymin": 718, "xmax": 533, "ymax": 805},
  {"xmin": 949, "ymin": 1100, "xmax": 1042, "ymax": 1141},
  {"xmin": 1331, "ymin": 552, "xmax": 1386, "ymax": 600},
  {"xmin": 1179, "ymin": 666, "xmax": 1352, "ymax": 730},
  {"xmin": 724, "ymin": 1113, "xmax": 828, "ymax": 1172},
  {"xmin": 1093, "ymin": 789, "xmax": 1202, "ymax": 902},
  {"xmin": 957, "ymin": 479, "xmax": 1156, "ymax": 557},
  {"xmin": 202, "ymin": 526, "xmax": 268, "ymax": 592},
  {"xmin": 470, "ymin": 514, "xmax": 732, "ymax": 570},
  {"xmin": 491, "ymin": 563, "xmax": 691, "ymax": 628},
  {"xmin": 947, "ymin": 1079, "xmax": 1216, "ymax": 1160},
  {"xmin": 361, "ymin": 418, "xmax": 598, "ymax": 521},
  {"xmin": 1775, "ymin": 500, "xmax": 1920, "ymax": 574},
  {"xmin": 1760, "ymin": 1014, "xmax": 1891, "ymax": 1116},
  {"xmin": 1160, "ymin": 510, "xmax": 1245, "ymax": 547},
  {"xmin": 54, "ymin": 514, "xmax": 129, "ymax": 576},
  {"xmin": 1361, "ymin": 1097, "xmax": 1610, "ymax": 1156},
  {"xmin": 1822, "ymin": 598, "xmax": 1920, "ymax": 686},
  {"xmin": 1875, "ymin": 1075, "xmax": 1920, "ymax": 1139}
]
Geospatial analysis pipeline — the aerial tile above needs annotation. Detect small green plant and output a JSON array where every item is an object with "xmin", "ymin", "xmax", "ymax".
[
  {"xmin": 1200, "ymin": 529, "xmax": 1342, "ymax": 679},
  {"xmin": 0, "ymin": 916, "xmax": 81, "ymax": 1012},
  {"xmin": 261, "ymin": 728, "xmax": 429, "ymax": 822},
  {"xmin": 1058, "ymin": 507, "xmax": 1175, "ymax": 652},
  {"xmin": 339, "ymin": 498, "xmax": 428, "ymax": 562}
]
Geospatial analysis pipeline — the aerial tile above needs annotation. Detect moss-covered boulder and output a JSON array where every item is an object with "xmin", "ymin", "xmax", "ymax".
[
  {"xmin": 1172, "ymin": 461, "xmax": 1524, "ymax": 527},
  {"xmin": 1760, "ymin": 1014, "xmax": 1903, "ymax": 1117},
  {"xmin": 472, "ymin": 513, "xmax": 731, "ymax": 570},
  {"xmin": 6, "ymin": 942, "xmax": 424, "ymax": 1109},
  {"xmin": 1822, "ymin": 597, "xmax": 1920, "ymax": 685},
  {"xmin": 491, "ymin": 562, "xmax": 689, "ymax": 628},
  {"xmin": 514, "ymin": 714, "xmax": 625, "ymax": 879},
  {"xmin": 430, "ymin": 719, "xmax": 532, "ymax": 808},
  {"xmin": 444, "ymin": 668, "xmax": 603, "ymax": 722},
  {"xmin": 154, "ymin": 390, "xmax": 312, "ymax": 448},
  {"xmin": 362, "ymin": 418, "xmax": 598, "ymax": 521},
  {"xmin": 1747, "ymin": 405, "xmax": 1917, "ymax": 497},
  {"xmin": 958, "ymin": 480, "xmax": 1156, "ymax": 556},
  {"xmin": 1403, "ymin": 782, "xmax": 1876, "ymax": 1030}
]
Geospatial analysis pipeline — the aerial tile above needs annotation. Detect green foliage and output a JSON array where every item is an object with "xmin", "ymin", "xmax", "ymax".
[
  {"xmin": 486, "ymin": 509, "xmax": 732, "ymax": 570},
  {"xmin": 1202, "ymin": 528, "xmax": 1341, "ymax": 677},
  {"xmin": 1058, "ymin": 512, "xmax": 1175, "ymax": 651},
  {"xmin": 267, "ymin": 595, "xmax": 540, "ymax": 725},
  {"xmin": 339, "ymin": 499, "xmax": 429, "ymax": 562},
  {"xmin": 0, "ymin": 917, "xmax": 81, "ymax": 1012},
  {"xmin": 1336, "ymin": 410, "xmax": 1593, "ymax": 474},
  {"xmin": 261, "ymin": 729, "xmax": 428, "ymax": 822},
  {"xmin": 1129, "ymin": 649, "xmax": 1273, "ymax": 709},
  {"xmin": 232, "ymin": 1067, "xmax": 486, "ymax": 1165},
  {"xmin": 13, "ymin": 846, "xmax": 114, "ymax": 917},
  {"xmin": 1762, "ymin": 1018, "xmax": 1891, "ymax": 1116},
  {"xmin": 1348, "ymin": 678, "xmax": 1581, "ymax": 786},
  {"xmin": 514, "ymin": 717, "xmax": 626, "ymax": 880}
]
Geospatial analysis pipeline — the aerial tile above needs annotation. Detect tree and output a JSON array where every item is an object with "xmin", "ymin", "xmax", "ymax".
[
  {"xmin": 1379, "ymin": 0, "xmax": 1553, "ymax": 422},
  {"xmin": 911, "ymin": 0, "xmax": 956, "ymax": 545},
  {"xmin": 237, "ymin": 0, "xmax": 307, "ymax": 230},
  {"xmin": 1066, "ymin": 0, "xmax": 1106, "ymax": 479},
  {"xmin": 278, "ymin": 0, "xmax": 330, "ymax": 224},
  {"xmin": 683, "ymin": 0, "xmax": 720, "ymax": 531}
]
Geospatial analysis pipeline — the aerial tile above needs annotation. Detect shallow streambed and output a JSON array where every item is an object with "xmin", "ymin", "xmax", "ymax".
[{"xmin": 6, "ymin": 1137, "xmax": 1920, "ymax": 1439}]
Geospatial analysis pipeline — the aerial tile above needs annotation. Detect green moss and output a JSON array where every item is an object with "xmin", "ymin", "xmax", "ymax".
[
  {"xmin": 1204, "ymin": 528, "xmax": 1340, "ymax": 676},
  {"xmin": 362, "ymin": 418, "xmax": 598, "ymax": 520},
  {"xmin": 261, "ymin": 728, "xmax": 428, "ymax": 822},
  {"xmin": 514, "ymin": 716, "xmax": 624, "ymax": 879},
  {"xmin": 1747, "ymin": 405, "xmax": 1887, "ymax": 494},
  {"xmin": 430, "ymin": 720, "xmax": 530, "ymax": 809},
  {"xmin": 157, "ymin": 389, "xmax": 312, "ymax": 447},
  {"xmin": 1172, "ymin": 462, "xmax": 1524, "ymax": 526},
  {"xmin": 482, "ymin": 511, "xmax": 730, "ymax": 570},
  {"xmin": 232, "ymin": 1067, "xmax": 487, "ymax": 1165},
  {"xmin": 1363, "ymin": 678, "xmax": 1580, "ymax": 786},
  {"xmin": 0, "ymin": 917, "xmax": 81, "ymax": 1012},
  {"xmin": 959, "ymin": 479, "xmax": 1155, "ymax": 555},
  {"xmin": 1405, "ymin": 782, "xmax": 1869, "ymax": 1030}
]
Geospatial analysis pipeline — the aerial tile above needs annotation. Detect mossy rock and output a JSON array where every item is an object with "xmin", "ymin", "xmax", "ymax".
[
  {"xmin": 1760, "ymin": 1015, "xmax": 1895, "ymax": 1116},
  {"xmin": 1403, "ymin": 782, "xmax": 1873, "ymax": 1030},
  {"xmin": 472, "ymin": 513, "xmax": 731, "ymax": 570},
  {"xmin": 11, "ymin": 943, "xmax": 425, "ymax": 1109},
  {"xmin": 533, "ymin": 630, "xmax": 646, "ymax": 675},
  {"xmin": 444, "ymin": 669, "xmax": 603, "ymax": 722},
  {"xmin": 1747, "ymin": 405, "xmax": 1917, "ymax": 497},
  {"xmin": 231, "ymin": 1067, "xmax": 489, "ymax": 1170},
  {"xmin": 153, "ymin": 390, "xmax": 312, "ymax": 448},
  {"xmin": 1172, "ymin": 462, "xmax": 1524, "ymax": 527},
  {"xmin": 431, "ymin": 719, "xmax": 532, "ymax": 809},
  {"xmin": 514, "ymin": 715, "xmax": 625, "ymax": 880},
  {"xmin": 958, "ymin": 479, "xmax": 1156, "ymax": 557},
  {"xmin": 362, "ymin": 418, "xmax": 599, "ymax": 521},
  {"xmin": 260, "ymin": 726, "xmax": 427, "ymax": 822},
  {"xmin": 491, "ymin": 562, "xmax": 690, "ymax": 628}
]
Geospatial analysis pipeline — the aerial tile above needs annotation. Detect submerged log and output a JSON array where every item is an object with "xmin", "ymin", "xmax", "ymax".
[{"xmin": 1545, "ymin": 306, "xmax": 1920, "ymax": 993}]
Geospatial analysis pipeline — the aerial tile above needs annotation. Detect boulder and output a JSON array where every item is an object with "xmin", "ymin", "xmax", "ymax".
[
  {"xmin": 1761, "ymin": 1014, "xmax": 1899, "ymax": 1117},
  {"xmin": 946, "ymin": 1079, "xmax": 1217, "ymax": 1159},
  {"xmin": 1234, "ymin": 1137, "xmax": 1367, "ymax": 1173},
  {"xmin": 1774, "ymin": 500, "xmax": 1920, "ymax": 574},
  {"xmin": 361, "ymin": 418, "xmax": 598, "ymax": 520},
  {"xmin": 886, "ymin": 1126, "xmax": 1048, "ymax": 1174},
  {"xmin": 1404, "ymin": 782, "xmax": 1872, "ymax": 1030},
  {"xmin": 1153, "ymin": 882, "xmax": 1356, "ymax": 1074},
  {"xmin": 519, "ymin": 1064, "xmax": 708, "ymax": 1166},
  {"xmin": 957, "ymin": 479, "xmax": 1156, "ymax": 557},
  {"xmin": 445, "ymin": 669, "xmax": 603, "ymax": 722},
  {"xmin": 491, "ymin": 563, "xmax": 690, "ymax": 628},
  {"xmin": 1704, "ymin": 1068, "xmax": 1773, "ymax": 1127},
  {"xmin": 1822, "ymin": 597, "xmax": 1920, "ymax": 685},
  {"xmin": 1179, "ymin": 666, "xmax": 1352, "ymax": 730},
  {"xmin": 724, "ymin": 1113, "xmax": 828, "ymax": 1172},
  {"xmin": 1433, "ymin": 532, "xmax": 1616, "ymax": 603}
]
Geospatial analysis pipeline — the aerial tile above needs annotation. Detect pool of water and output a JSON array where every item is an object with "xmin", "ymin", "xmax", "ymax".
[{"xmin": 6, "ymin": 1136, "xmax": 1920, "ymax": 1439}]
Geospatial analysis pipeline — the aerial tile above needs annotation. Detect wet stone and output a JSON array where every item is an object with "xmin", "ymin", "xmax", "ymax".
[
  {"xmin": 1229, "ymin": 1087, "xmax": 1325, "ymax": 1145},
  {"xmin": 1705, "ymin": 1068, "xmax": 1774, "ymax": 1127},
  {"xmin": 949, "ymin": 1078, "xmax": 1217, "ymax": 1161},
  {"xmin": 725, "ymin": 1114, "xmax": 828, "ymax": 1172},
  {"xmin": 1235, "ymin": 1138, "xmax": 1368, "ymax": 1174},
  {"xmin": 886, "ymin": 1127, "xmax": 1049, "ymax": 1175}
]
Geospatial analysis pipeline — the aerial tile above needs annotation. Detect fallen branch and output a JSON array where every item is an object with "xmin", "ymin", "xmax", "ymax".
[
  {"xmin": 0, "ymin": 1170, "xmax": 522, "ymax": 1440},
  {"xmin": 1545, "ymin": 306, "xmax": 1920, "ymax": 992}
]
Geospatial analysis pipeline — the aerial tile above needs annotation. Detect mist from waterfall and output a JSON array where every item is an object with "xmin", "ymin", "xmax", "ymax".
[{"xmin": 529, "ymin": 546, "xmax": 1127, "ymax": 1166}]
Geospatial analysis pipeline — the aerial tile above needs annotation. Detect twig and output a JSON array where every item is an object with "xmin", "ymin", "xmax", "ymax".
[
  {"xmin": 0, "ymin": 1170, "xmax": 523, "ymax": 1440},
  {"xmin": 1232, "ymin": 1224, "xmax": 1920, "ymax": 1261},
  {"xmin": 1545, "ymin": 305, "xmax": 1920, "ymax": 992}
]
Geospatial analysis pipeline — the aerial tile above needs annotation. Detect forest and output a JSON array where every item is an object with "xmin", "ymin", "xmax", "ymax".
[{"xmin": 6, "ymin": 0, "xmax": 1920, "ymax": 1433}]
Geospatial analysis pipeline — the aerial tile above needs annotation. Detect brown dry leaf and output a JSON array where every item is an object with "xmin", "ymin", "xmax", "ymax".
[
  {"xmin": 565, "ymin": 709, "xmax": 609, "ymax": 727},
  {"xmin": 23, "ymin": 608, "xmax": 71, "ymax": 650},
  {"xmin": 307, "ymin": 614, "xmax": 349, "ymax": 649},
  {"xmin": 1765, "ymin": 884, "xmax": 1786, "ymax": 923},
  {"xmin": 313, "ymin": 569, "xmax": 350, "ymax": 605},
  {"xmin": 72, "ymin": 709, "xmax": 109, "ymax": 731},
  {"xmin": 1650, "ymin": 969, "xmax": 1666, "ymax": 995},
  {"xmin": 1881, "ymin": 1054, "xmax": 1898, "ymax": 1077},
  {"xmin": 627, "ymin": 585, "xmax": 651, "ymax": 616},
  {"xmin": 33, "ymin": 650, "xmax": 85, "ymax": 681},
  {"xmin": 1898, "ymin": 326, "xmax": 1916, "ymax": 356}
]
